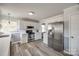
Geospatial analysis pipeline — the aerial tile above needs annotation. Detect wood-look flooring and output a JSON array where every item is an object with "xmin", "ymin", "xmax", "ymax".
[{"xmin": 10, "ymin": 40, "xmax": 63, "ymax": 56}]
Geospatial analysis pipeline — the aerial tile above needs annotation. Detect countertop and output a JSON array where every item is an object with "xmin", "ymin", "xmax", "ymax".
[
  {"xmin": 0, "ymin": 35, "xmax": 9, "ymax": 38},
  {"xmin": 0, "ymin": 32, "xmax": 10, "ymax": 38}
]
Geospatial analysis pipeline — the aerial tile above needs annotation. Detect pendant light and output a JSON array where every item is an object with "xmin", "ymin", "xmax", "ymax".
[{"xmin": 8, "ymin": 13, "xmax": 11, "ymax": 24}]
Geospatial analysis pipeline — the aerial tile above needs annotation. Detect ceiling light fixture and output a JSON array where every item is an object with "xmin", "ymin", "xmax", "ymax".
[{"xmin": 28, "ymin": 11, "xmax": 35, "ymax": 16}]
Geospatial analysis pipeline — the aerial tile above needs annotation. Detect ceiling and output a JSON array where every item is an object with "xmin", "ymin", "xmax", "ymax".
[{"xmin": 0, "ymin": 3, "xmax": 77, "ymax": 21}]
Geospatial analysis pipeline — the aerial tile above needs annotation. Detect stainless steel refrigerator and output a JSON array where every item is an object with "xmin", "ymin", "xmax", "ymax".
[{"xmin": 48, "ymin": 22, "xmax": 64, "ymax": 52}]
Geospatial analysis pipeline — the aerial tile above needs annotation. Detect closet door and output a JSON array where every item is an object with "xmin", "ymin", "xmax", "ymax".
[{"xmin": 70, "ymin": 12, "xmax": 79, "ymax": 55}]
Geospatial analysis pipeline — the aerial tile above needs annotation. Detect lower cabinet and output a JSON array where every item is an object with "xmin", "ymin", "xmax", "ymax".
[{"xmin": 0, "ymin": 36, "xmax": 10, "ymax": 56}]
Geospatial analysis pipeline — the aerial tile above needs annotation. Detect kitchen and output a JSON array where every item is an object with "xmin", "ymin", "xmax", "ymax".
[
  {"xmin": 0, "ymin": 12, "xmax": 41, "ymax": 56},
  {"xmin": 0, "ymin": 3, "xmax": 79, "ymax": 56}
]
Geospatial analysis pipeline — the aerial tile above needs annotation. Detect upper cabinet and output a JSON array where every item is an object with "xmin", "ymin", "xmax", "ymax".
[{"xmin": 19, "ymin": 20, "xmax": 39, "ymax": 31}]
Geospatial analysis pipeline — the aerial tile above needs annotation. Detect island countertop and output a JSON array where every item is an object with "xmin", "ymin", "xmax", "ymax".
[
  {"xmin": 0, "ymin": 32, "xmax": 10, "ymax": 38},
  {"xmin": 0, "ymin": 34, "xmax": 9, "ymax": 38}
]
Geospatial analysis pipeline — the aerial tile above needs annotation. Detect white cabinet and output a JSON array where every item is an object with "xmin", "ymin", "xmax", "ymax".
[
  {"xmin": 19, "ymin": 20, "xmax": 41, "ymax": 40},
  {"xmin": 11, "ymin": 32, "xmax": 28, "ymax": 43},
  {"xmin": 20, "ymin": 33, "xmax": 28, "ymax": 43},
  {"xmin": 11, "ymin": 32, "xmax": 21, "ymax": 43},
  {"xmin": 64, "ymin": 5, "xmax": 79, "ymax": 55},
  {"xmin": 0, "ymin": 36, "xmax": 10, "ymax": 56}
]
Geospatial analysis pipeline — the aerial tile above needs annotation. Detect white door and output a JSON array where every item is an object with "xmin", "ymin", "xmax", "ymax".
[{"xmin": 70, "ymin": 13, "xmax": 79, "ymax": 55}]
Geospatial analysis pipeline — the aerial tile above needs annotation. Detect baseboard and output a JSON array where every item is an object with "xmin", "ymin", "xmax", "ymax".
[
  {"xmin": 11, "ymin": 41, "xmax": 21, "ymax": 45},
  {"xmin": 64, "ymin": 50, "xmax": 71, "ymax": 55}
]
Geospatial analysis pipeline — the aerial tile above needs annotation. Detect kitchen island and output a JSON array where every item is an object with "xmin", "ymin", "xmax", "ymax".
[{"xmin": 0, "ymin": 33, "xmax": 10, "ymax": 56}]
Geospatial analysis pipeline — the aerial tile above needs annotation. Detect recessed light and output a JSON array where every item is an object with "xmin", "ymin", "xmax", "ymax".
[{"xmin": 28, "ymin": 11, "xmax": 35, "ymax": 15}]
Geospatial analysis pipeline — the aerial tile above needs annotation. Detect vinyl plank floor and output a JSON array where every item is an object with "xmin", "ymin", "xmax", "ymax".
[{"xmin": 10, "ymin": 40, "xmax": 63, "ymax": 56}]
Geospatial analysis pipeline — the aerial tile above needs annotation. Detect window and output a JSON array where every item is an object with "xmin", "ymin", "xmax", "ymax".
[{"xmin": 1, "ymin": 20, "xmax": 18, "ymax": 32}]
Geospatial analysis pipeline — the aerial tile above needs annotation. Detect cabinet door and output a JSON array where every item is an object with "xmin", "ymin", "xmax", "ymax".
[
  {"xmin": 21, "ymin": 34, "xmax": 28, "ymax": 43},
  {"xmin": 0, "ymin": 37, "xmax": 10, "ymax": 56},
  {"xmin": 70, "ymin": 13, "xmax": 79, "ymax": 55}
]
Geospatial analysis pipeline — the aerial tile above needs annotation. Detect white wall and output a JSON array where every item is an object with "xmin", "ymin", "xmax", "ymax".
[
  {"xmin": 40, "ymin": 14, "xmax": 64, "ymax": 44},
  {"xmin": 40, "ymin": 14, "xmax": 64, "ymax": 23},
  {"xmin": 0, "ymin": 10, "xmax": 2, "ymax": 31}
]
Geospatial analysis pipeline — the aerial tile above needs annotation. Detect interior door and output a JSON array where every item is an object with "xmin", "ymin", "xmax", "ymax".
[{"xmin": 70, "ymin": 13, "xmax": 79, "ymax": 55}]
